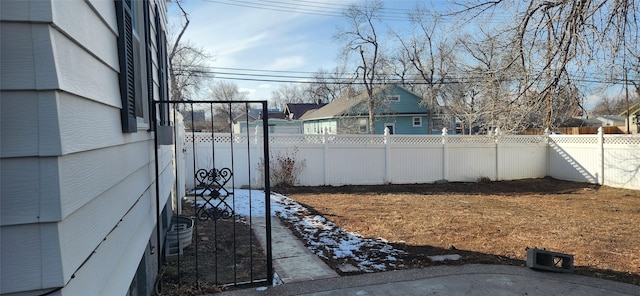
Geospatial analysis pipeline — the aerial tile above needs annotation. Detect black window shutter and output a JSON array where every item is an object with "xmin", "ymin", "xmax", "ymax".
[
  {"xmin": 115, "ymin": 0, "xmax": 137, "ymax": 133},
  {"xmin": 155, "ymin": 5, "xmax": 169, "ymax": 125}
]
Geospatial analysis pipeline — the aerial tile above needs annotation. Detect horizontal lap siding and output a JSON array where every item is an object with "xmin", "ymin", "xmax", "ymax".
[
  {"xmin": 51, "ymin": 0, "xmax": 119, "ymax": 70},
  {"xmin": 57, "ymin": 152, "xmax": 153, "ymax": 284},
  {"xmin": 0, "ymin": 223, "xmax": 63, "ymax": 294},
  {"xmin": 59, "ymin": 140, "xmax": 152, "ymax": 218},
  {"xmin": 0, "ymin": 0, "xmax": 52, "ymax": 22},
  {"xmin": 1, "ymin": 157, "xmax": 61, "ymax": 225},
  {"xmin": 0, "ymin": 23, "xmax": 57, "ymax": 90},
  {"xmin": 2, "ymin": 0, "xmax": 171, "ymax": 294},
  {"xmin": 0, "ymin": 91, "xmax": 62, "ymax": 158},
  {"xmin": 52, "ymin": 28, "xmax": 121, "ymax": 107},
  {"xmin": 61, "ymin": 190, "xmax": 155, "ymax": 295}
]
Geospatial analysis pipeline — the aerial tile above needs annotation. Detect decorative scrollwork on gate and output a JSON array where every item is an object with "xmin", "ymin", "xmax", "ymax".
[{"xmin": 194, "ymin": 167, "xmax": 234, "ymax": 221}]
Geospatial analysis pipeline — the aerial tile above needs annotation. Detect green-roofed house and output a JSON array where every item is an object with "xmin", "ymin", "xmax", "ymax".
[{"xmin": 300, "ymin": 84, "xmax": 433, "ymax": 134}]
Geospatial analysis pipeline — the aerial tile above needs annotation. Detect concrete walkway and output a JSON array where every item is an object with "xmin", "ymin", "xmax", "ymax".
[
  {"xmin": 252, "ymin": 216, "xmax": 338, "ymax": 283},
  {"xmin": 231, "ymin": 216, "xmax": 639, "ymax": 296},
  {"xmin": 220, "ymin": 264, "xmax": 639, "ymax": 296}
]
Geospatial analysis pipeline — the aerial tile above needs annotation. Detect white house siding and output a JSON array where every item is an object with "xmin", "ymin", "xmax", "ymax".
[{"xmin": 1, "ymin": 0, "xmax": 173, "ymax": 295}]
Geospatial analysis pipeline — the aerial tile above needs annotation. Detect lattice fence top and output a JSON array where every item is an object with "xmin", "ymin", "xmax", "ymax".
[
  {"xmin": 184, "ymin": 132, "xmax": 638, "ymax": 146},
  {"xmin": 549, "ymin": 135, "xmax": 599, "ymax": 145},
  {"xmin": 497, "ymin": 135, "xmax": 546, "ymax": 144},
  {"xmin": 447, "ymin": 135, "xmax": 496, "ymax": 144},
  {"xmin": 185, "ymin": 133, "xmax": 250, "ymax": 144},
  {"xmin": 390, "ymin": 135, "xmax": 443, "ymax": 145},
  {"xmin": 270, "ymin": 135, "xmax": 324, "ymax": 144},
  {"xmin": 604, "ymin": 135, "xmax": 640, "ymax": 145}
]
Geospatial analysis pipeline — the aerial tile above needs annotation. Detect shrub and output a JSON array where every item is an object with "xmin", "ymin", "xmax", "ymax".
[{"xmin": 258, "ymin": 147, "xmax": 306, "ymax": 187}]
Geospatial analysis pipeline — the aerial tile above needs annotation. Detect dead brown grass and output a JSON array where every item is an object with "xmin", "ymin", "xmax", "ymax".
[{"xmin": 277, "ymin": 178, "xmax": 640, "ymax": 283}]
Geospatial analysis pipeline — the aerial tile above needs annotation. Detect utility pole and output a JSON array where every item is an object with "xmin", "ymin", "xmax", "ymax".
[{"xmin": 625, "ymin": 69, "xmax": 630, "ymax": 134}]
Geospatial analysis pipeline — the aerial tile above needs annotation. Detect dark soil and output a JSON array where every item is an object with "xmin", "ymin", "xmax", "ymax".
[{"xmin": 159, "ymin": 203, "xmax": 268, "ymax": 295}]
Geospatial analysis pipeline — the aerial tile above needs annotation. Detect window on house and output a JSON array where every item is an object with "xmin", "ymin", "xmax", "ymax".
[
  {"xmin": 413, "ymin": 117, "xmax": 422, "ymax": 127},
  {"xmin": 358, "ymin": 118, "xmax": 367, "ymax": 133},
  {"xmin": 385, "ymin": 95, "xmax": 400, "ymax": 102},
  {"xmin": 155, "ymin": 5, "xmax": 170, "ymax": 126},
  {"xmin": 115, "ymin": 0, "xmax": 151, "ymax": 133}
]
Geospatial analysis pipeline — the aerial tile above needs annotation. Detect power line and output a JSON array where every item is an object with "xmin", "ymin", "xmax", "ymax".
[
  {"xmin": 175, "ymin": 68, "xmax": 636, "ymax": 85},
  {"xmin": 199, "ymin": 0, "xmax": 515, "ymax": 22},
  {"xmin": 174, "ymin": 65, "xmax": 636, "ymax": 84}
]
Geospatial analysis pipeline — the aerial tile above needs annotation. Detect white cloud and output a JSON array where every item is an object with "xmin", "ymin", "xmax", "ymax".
[
  {"xmin": 259, "ymin": 84, "xmax": 271, "ymax": 89},
  {"xmin": 267, "ymin": 56, "xmax": 305, "ymax": 71}
]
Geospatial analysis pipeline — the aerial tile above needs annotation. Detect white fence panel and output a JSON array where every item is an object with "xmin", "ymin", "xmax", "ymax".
[
  {"xmin": 548, "ymin": 135, "xmax": 600, "ymax": 184},
  {"xmin": 184, "ymin": 135, "xmax": 260, "ymax": 190},
  {"xmin": 388, "ymin": 144, "xmax": 443, "ymax": 184},
  {"xmin": 498, "ymin": 136, "xmax": 547, "ymax": 180},
  {"xmin": 386, "ymin": 135, "xmax": 444, "ymax": 184},
  {"xmin": 183, "ymin": 132, "xmax": 640, "ymax": 190},
  {"xmin": 447, "ymin": 136, "xmax": 497, "ymax": 182},
  {"xmin": 326, "ymin": 144, "xmax": 386, "ymax": 186},
  {"xmin": 603, "ymin": 136, "xmax": 640, "ymax": 190}
]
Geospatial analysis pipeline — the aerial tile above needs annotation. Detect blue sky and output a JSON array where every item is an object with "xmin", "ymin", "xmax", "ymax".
[
  {"xmin": 167, "ymin": 1, "xmax": 631, "ymax": 110},
  {"xmin": 168, "ymin": 0, "xmax": 448, "ymax": 102}
]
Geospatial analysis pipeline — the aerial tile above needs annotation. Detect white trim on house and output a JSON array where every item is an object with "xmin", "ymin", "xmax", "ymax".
[{"xmin": 413, "ymin": 117, "xmax": 422, "ymax": 127}]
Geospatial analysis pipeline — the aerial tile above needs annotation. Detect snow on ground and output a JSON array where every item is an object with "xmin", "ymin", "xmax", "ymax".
[{"xmin": 186, "ymin": 189, "xmax": 409, "ymax": 272}]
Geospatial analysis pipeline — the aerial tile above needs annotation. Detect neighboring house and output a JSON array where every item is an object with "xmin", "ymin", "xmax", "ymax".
[
  {"xmin": 234, "ymin": 118, "xmax": 303, "ymax": 134},
  {"xmin": 233, "ymin": 109, "xmax": 302, "ymax": 134},
  {"xmin": 596, "ymin": 115, "xmax": 626, "ymax": 127},
  {"xmin": 1, "ymin": 1, "xmax": 174, "ymax": 295},
  {"xmin": 619, "ymin": 103, "xmax": 640, "ymax": 134},
  {"xmin": 284, "ymin": 101, "xmax": 327, "ymax": 120},
  {"xmin": 300, "ymin": 85, "xmax": 430, "ymax": 134}
]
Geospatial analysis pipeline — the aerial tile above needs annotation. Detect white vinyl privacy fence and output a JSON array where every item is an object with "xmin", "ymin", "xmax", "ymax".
[{"xmin": 181, "ymin": 129, "xmax": 640, "ymax": 190}]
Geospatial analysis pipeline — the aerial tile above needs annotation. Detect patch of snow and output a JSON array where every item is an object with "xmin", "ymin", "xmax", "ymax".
[
  {"xmin": 184, "ymin": 189, "xmax": 407, "ymax": 273},
  {"xmin": 428, "ymin": 254, "xmax": 462, "ymax": 262}
]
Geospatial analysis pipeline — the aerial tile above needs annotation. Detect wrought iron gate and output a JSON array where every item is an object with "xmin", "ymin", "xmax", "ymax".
[{"xmin": 154, "ymin": 100, "xmax": 272, "ymax": 292}]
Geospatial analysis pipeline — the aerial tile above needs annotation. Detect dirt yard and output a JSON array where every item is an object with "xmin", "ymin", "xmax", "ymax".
[{"xmin": 276, "ymin": 178, "xmax": 640, "ymax": 285}]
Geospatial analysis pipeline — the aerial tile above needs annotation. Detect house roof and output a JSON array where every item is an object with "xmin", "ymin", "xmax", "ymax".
[
  {"xmin": 299, "ymin": 84, "xmax": 425, "ymax": 120},
  {"xmin": 619, "ymin": 103, "xmax": 640, "ymax": 116},
  {"xmin": 597, "ymin": 115, "xmax": 626, "ymax": 122},
  {"xmin": 258, "ymin": 110, "xmax": 287, "ymax": 119},
  {"xmin": 300, "ymin": 94, "xmax": 365, "ymax": 120},
  {"xmin": 284, "ymin": 103, "xmax": 327, "ymax": 119}
]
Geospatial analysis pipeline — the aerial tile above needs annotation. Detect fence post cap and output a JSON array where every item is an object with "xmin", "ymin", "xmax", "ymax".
[{"xmin": 442, "ymin": 127, "xmax": 448, "ymax": 136}]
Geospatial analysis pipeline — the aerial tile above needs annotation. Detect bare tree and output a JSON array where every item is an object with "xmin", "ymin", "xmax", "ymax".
[
  {"xmin": 335, "ymin": 0, "xmax": 386, "ymax": 134},
  {"xmin": 205, "ymin": 80, "xmax": 248, "ymax": 132},
  {"xmin": 390, "ymin": 6, "xmax": 455, "ymax": 132},
  {"xmin": 452, "ymin": 0, "xmax": 639, "ymax": 130},
  {"xmin": 448, "ymin": 30, "xmax": 543, "ymax": 134},
  {"xmin": 269, "ymin": 84, "xmax": 309, "ymax": 110},
  {"xmin": 168, "ymin": 0, "xmax": 213, "ymax": 109},
  {"xmin": 308, "ymin": 67, "xmax": 354, "ymax": 104}
]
